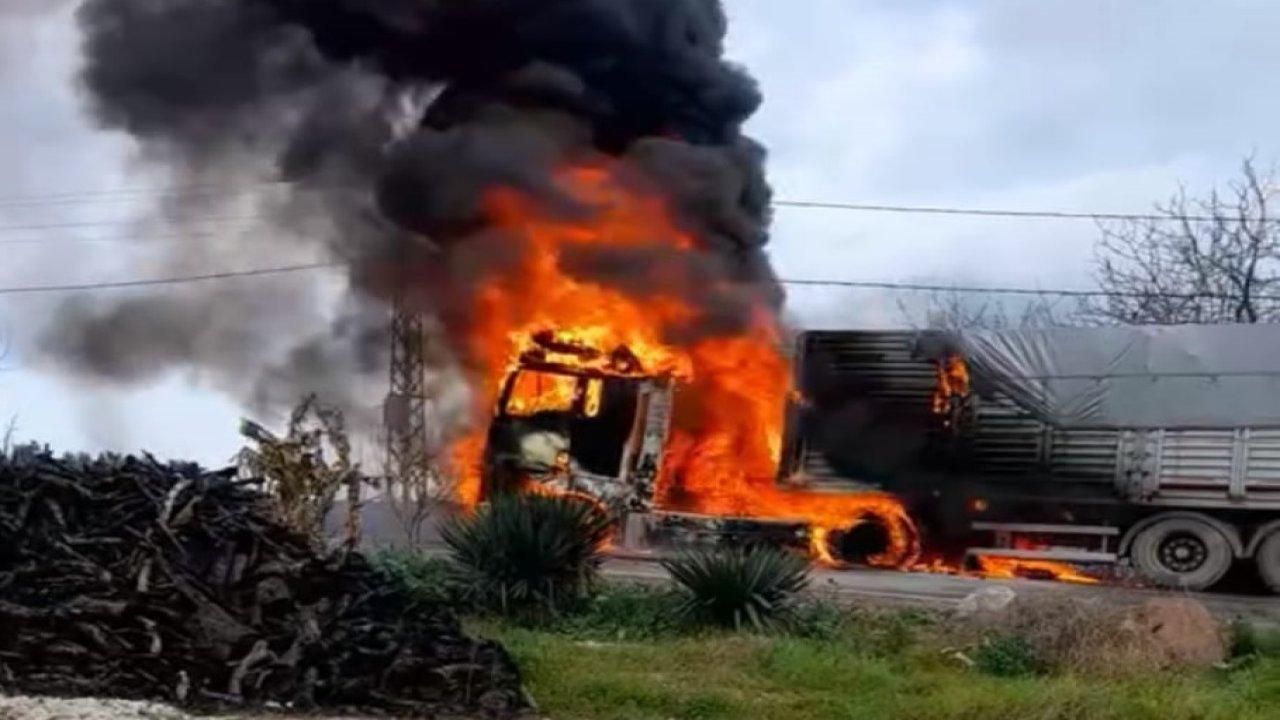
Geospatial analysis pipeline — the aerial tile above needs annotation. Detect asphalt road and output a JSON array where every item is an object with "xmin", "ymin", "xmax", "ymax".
[
  {"xmin": 347, "ymin": 500, "xmax": 1280, "ymax": 623},
  {"xmin": 601, "ymin": 550, "xmax": 1280, "ymax": 624}
]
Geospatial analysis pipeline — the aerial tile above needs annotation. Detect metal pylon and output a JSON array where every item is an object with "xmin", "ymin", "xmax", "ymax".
[{"xmin": 385, "ymin": 296, "xmax": 430, "ymax": 492}]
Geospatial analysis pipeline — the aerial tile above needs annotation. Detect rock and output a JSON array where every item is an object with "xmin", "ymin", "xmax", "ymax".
[
  {"xmin": 0, "ymin": 696, "xmax": 189, "ymax": 720},
  {"xmin": 479, "ymin": 689, "xmax": 520, "ymax": 714},
  {"xmin": 1122, "ymin": 597, "xmax": 1225, "ymax": 668},
  {"xmin": 956, "ymin": 586, "xmax": 1018, "ymax": 617}
]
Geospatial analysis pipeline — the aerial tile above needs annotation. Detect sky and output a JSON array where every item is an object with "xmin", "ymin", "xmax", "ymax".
[{"xmin": 1, "ymin": 0, "xmax": 1279, "ymax": 465}]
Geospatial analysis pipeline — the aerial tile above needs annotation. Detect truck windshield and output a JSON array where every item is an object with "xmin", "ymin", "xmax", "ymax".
[{"xmin": 504, "ymin": 369, "xmax": 580, "ymax": 416}]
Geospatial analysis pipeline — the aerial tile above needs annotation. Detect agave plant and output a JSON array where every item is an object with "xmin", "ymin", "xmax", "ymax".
[
  {"xmin": 663, "ymin": 545, "xmax": 811, "ymax": 631},
  {"xmin": 441, "ymin": 493, "xmax": 613, "ymax": 616}
]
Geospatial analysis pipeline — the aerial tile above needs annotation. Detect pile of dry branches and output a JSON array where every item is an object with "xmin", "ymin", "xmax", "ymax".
[{"xmin": 0, "ymin": 447, "xmax": 525, "ymax": 717}]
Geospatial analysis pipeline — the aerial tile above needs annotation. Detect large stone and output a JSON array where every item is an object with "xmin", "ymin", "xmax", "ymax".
[
  {"xmin": 1122, "ymin": 597, "xmax": 1226, "ymax": 668},
  {"xmin": 956, "ymin": 585, "xmax": 1018, "ymax": 617}
]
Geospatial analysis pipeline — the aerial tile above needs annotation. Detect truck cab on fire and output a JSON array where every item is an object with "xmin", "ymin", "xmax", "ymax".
[{"xmin": 482, "ymin": 334, "xmax": 674, "ymax": 513}]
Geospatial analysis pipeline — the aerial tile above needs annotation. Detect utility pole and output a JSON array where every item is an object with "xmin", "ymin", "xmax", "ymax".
[{"xmin": 384, "ymin": 295, "xmax": 431, "ymax": 499}]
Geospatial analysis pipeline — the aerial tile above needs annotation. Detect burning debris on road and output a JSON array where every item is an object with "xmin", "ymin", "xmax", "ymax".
[{"xmin": 0, "ymin": 448, "xmax": 526, "ymax": 717}]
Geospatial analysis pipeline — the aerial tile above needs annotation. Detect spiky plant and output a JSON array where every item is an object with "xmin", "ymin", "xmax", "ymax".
[
  {"xmin": 441, "ymin": 493, "xmax": 613, "ymax": 616},
  {"xmin": 663, "ymin": 545, "xmax": 811, "ymax": 631}
]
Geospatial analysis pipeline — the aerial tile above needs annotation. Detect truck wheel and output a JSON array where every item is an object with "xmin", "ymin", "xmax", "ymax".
[
  {"xmin": 1256, "ymin": 532, "xmax": 1280, "ymax": 594},
  {"xmin": 1129, "ymin": 516, "xmax": 1232, "ymax": 591}
]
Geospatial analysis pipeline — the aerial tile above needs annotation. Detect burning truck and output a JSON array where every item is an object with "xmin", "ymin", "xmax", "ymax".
[
  {"xmin": 61, "ymin": 1, "xmax": 1279, "ymax": 593},
  {"xmin": 463, "ymin": 312, "xmax": 1280, "ymax": 594},
  {"xmin": 443, "ymin": 166, "xmax": 920, "ymax": 571}
]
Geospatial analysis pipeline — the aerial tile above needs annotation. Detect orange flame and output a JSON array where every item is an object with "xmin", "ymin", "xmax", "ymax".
[
  {"xmin": 505, "ymin": 368, "xmax": 580, "ymax": 416},
  {"xmin": 971, "ymin": 555, "xmax": 1099, "ymax": 584},
  {"xmin": 809, "ymin": 526, "xmax": 838, "ymax": 566},
  {"xmin": 442, "ymin": 163, "xmax": 917, "ymax": 567},
  {"xmin": 932, "ymin": 354, "xmax": 971, "ymax": 422},
  {"xmin": 912, "ymin": 544, "xmax": 1099, "ymax": 585}
]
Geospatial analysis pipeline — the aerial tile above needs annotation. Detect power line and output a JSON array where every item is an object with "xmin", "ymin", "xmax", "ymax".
[
  {"xmin": 0, "ymin": 180, "xmax": 1257, "ymax": 224},
  {"xmin": 0, "ymin": 215, "xmax": 269, "ymax": 233},
  {"xmin": 781, "ymin": 278, "xmax": 1102, "ymax": 296},
  {"xmin": 0, "ymin": 228, "xmax": 269, "ymax": 246},
  {"xmin": 0, "ymin": 258, "xmax": 1268, "ymax": 305},
  {"xmin": 0, "ymin": 262, "xmax": 337, "ymax": 296},
  {"xmin": 772, "ymin": 200, "xmax": 1254, "ymax": 224},
  {"xmin": 778, "ymin": 277, "xmax": 1280, "ymax": 302},
  {"xmin": 0, "ymin": 180, "xmax": 299, "ymax": 207},
  {"xmin": 1003, "ymin": 371, "xmax": 1280, "ymax": 381}
]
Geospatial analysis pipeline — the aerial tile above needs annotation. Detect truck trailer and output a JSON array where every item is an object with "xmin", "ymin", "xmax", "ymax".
[
  {"xmin": 479, "ymin": 324, "xmax": 1280, "ymax": 593},
  {"xmin": 789, "ymin": 325, "xmax": 1280, "ymax": 592}
]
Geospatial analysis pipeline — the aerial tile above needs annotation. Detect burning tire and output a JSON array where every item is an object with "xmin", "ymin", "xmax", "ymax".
[
  {"xmin": 1255, "ymin": 530, "xmax": 1280, "ymax": 594},
  {"xmin": 821, "ymin": 511, "xmax": 920, "ymax": 568},
  {"xmin": 1129, "ymin": 516, "xmax": 1232, "ymax": 591},
  {"xmin": 826, "ymin": 519, "xmax": 892, "ymax": 565}
]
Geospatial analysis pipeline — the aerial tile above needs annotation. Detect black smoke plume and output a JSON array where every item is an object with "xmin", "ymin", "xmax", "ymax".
[{"xmin": 46, "ymin": 0, "xmax": 778, "ymax": 447}]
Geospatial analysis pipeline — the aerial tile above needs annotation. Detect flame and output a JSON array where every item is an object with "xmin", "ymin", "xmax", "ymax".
[
  {"xmin": 911, "ymin": 543, "xmax": 1098, "ymax": 584},
  {"xmin": 442, "ymin": 163, "xmax": 918, "ymax": 567},
  {"xmin": 449, "ymin": 432, "xmax": 486, "ymax": 509},
  {"xmin": 932, "ymin": 354, "xmax": 971, "ymax": 422},
  {"xmin": 505, "ymin": 368, "xmax": 580, "ymax": 416},
  {"xmin": 970, "ymin": 536, "xmax": 1099, "ymax": 583},
  {"xmin": 971, "ymin": 555, "xmax": 1099, "ymax": 584},
  {"xmin": 809, "ymin": 526, "xmax": 838, "ymax": 566}
]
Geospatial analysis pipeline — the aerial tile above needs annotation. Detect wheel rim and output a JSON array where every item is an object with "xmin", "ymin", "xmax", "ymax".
[{"xmin": 1158, "ymin": 531, "xmax": 1209, "ymax": 573}]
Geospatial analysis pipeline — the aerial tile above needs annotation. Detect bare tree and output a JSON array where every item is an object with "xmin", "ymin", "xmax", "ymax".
[
  {"xmin": 1089, "ymin": 157, "xmax": 1280, "ymax": 324},
  {"xmin": 898, "ymin": 290, "xmax": 1072, "ymax": 330},
  {"xmin": 0, "ymin": 328, "xmax": 14, "ymax": 455},
  {"xmin": 382, "ymin": 440, "xmax": 448, "ymax": 547},
  {"xmin": 1, "ymin": 416, "xmax": 16, "ymax": 456}
]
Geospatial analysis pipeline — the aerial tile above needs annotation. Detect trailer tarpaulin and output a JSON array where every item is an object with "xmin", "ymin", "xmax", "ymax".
[{"xmin": 946, "ymin": 325, "xmax": 1280, "ymax": 429}]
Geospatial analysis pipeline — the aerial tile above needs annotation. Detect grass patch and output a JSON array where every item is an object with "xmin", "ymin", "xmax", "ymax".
[
  {"xmin": 541, "ymin": 583, "xmax": 686, "ymax": 640},
  {"xmin": 1231, "ymin": 620, "xmax": 1280, "ymax": 661},
  {"xmin": 487, "ymin": 625, "xmax": 1280, "ymax": 720},
  {"xmin": 972, "ymin": 633, "xmax": 1042, "ymax": 677},
  {"xmin": 380, "ymin": 557, "xmax": 1277, "ymax": 719}
]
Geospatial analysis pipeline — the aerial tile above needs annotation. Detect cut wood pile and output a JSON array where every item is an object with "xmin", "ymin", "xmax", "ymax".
[{"xmin": 0, "ymin": 447, "xmax": 526, "ymax": 717}]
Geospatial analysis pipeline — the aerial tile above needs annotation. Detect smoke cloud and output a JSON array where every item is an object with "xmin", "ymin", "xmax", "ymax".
[{"xmin": 45, "ymin": 0, "xmax": 778, "ymax": 449}]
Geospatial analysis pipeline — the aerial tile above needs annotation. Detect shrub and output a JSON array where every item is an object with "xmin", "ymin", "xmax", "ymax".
[
  {"xmin": 548, "ymin": 584, "xmax": 685, "ymax": 639},
  {"xmin": 848, "ymin": 607, "xmax": 935, "ymax": 656},
  {"xmin": 1230, "ymin": 620, "xmax": 1280, "ymax": 661},
  {"xmin": 237, "ymin": 394, "xmax": 367, "ymax": 549},
  {"xmin": 787, "ymin": 599, "xmax": 847, "ymax": 640},
  {"xmin": 373, "ymin": 550, "xmax": 456, "ymax": 606},
  {"xmin": 973, "ymin": 633, "xmax": 1042, "ymax": 677},
  {"xmin": 663, "ymin": 545, "xmax": 811, "ymax": 631},
  {"xmin": 441, "ymin": 493, "xmax": 613, "ymax": 617}
]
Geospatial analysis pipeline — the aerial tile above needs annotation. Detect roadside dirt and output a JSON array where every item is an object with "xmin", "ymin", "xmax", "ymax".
[{"xmin": 0, "ymin": 696, "xmax": 378, "ymax": 720}]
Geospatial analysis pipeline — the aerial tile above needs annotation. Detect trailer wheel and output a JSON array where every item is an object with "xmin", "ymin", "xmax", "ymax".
[
  {"xmin": 1129, "ymin": 516, "xmax": 1232, "ymax": 591},
  {"xmin": 1255, "ymin": 531, "xmax": 1280, "ymax": 594}
]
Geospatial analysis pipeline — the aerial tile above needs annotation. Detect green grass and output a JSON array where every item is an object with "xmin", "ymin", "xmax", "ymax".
[
  {"xmin": 377, "ymin": 554, "xmax": 1280, "ymax": 720},
  {"xmin": 483, "ymin": 623, "xmax": 1280, "ymax": 720},
  {"xmin": 539, "ymin": 583, "xmax": 686, "ymax": 640},
  {"xmin": 1231, "ymin": 619, "xmax": 1280, "ymax": 661}
]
